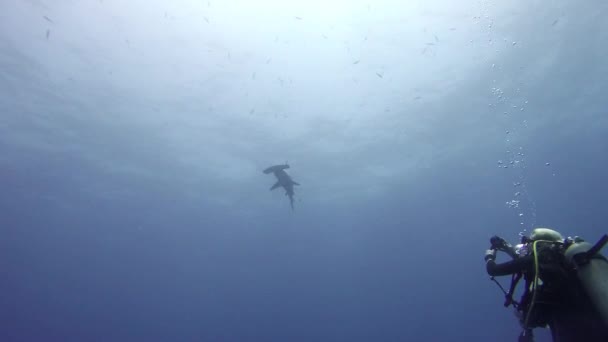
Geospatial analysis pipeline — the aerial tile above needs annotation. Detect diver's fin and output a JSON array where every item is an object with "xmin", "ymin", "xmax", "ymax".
[{"xmin": 270, "ymin": 181, "xmax": 281, "ymax": 191}]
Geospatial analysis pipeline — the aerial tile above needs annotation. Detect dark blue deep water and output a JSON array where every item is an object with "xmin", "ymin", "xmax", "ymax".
[{"xmin": 1, "ymin": 1, "xmax": 607, "ymax": 341}]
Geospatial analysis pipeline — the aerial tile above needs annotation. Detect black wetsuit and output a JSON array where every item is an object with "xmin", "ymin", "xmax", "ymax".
[
  {"xmin": 487, "ymin": 254, "xmax": 534, "ymax": 277},
  {"xmin": 487, "ymin": 246, "xmax": 608, "ymax": 342}
]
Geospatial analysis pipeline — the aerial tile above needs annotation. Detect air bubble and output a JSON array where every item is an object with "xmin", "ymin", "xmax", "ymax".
[{"xmin": 507, "ymin": 200, "xmax": 520, "ymax": 209}]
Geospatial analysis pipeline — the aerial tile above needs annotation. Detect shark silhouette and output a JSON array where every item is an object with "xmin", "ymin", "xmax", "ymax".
[{"xmin": 263, "ymin": 164, "xmax": 300, "ymax": 210}]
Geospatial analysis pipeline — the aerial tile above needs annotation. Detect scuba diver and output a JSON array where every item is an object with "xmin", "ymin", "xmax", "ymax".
[
  {"xmin": 263, "ymin": 163, "xmax": 299, "ymax": 210},
  {"xmin": 485, "ymin": 228, "xmax": 608, "ymax": 342}
]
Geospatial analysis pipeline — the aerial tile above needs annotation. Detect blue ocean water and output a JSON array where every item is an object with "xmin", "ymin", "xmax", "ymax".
[{"xmin": 1, "ymin": 1, "xmax": 607, "ymax": 341}]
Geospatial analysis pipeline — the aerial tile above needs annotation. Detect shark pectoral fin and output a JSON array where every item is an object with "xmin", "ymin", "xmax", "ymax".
[{"xmin": 270, "ymin": 182, "xmax": 281, "ymax": 191}]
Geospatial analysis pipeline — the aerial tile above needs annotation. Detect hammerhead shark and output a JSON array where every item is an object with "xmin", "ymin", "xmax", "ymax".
[{"xmin": 263, "ymin": 164, "xmax": 300, "ymax": 210}]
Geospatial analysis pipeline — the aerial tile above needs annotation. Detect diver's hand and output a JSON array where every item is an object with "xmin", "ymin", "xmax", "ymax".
[
  {"xmin": 490, "ymin": 236, "xmax": 509, "ymax": 250},
  {"xmin": 484, "ymin": 249, "xmax": 497, "ymax": 262}
]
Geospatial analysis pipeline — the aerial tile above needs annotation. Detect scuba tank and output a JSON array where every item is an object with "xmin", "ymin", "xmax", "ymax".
[{"xmin": 564, "ymin": 235, "xmax": 608, "ymax": 327}]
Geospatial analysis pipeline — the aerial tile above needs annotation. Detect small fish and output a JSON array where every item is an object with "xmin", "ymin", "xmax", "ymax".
[
  {"xmin": 204, "ymin": 16, "xmax": 210, "ymax": 24},
  {"xmin": 43, "ymin": 16, "xmax": 54, "ymax": 23},
  {"xmin": 552, "ymin": 18, "xmax": 559, "ymax": 26},
  {"xmin": 414, "ymin": 96, "xmax": 421, "ymax": 100},
  {"xmin": 278, "ymin": 77, "xmax": 284, "ymax": 86},
  {"xmin": 353, "ymin": 60, "xmax": 360, "ymax": 64},
  {"xmin": 45, "ymin": 29, "xmax": 50, "ymax": 39},
  {"xmin": 449, "ymin": 27, "xmax": 456, "ymax": 31},
  {"xmin": 426, "ymin": 43, "xmax": 435, "ymax": 46},
  {"xmin": 295, "ymin": 16, "xmax": 302, "ymax": 20},
  {"xmin": 322, "ymin": 34, "xmax": 328, "ymax": 39},
  {"xmin": 249, "ymin": 108, "xmax": 255, "ymax": 114},
  {"xmin": 252, "ymin": 72, "xmax": 256, "ymax": 80},
  {"xmin": 434, "ymin": 35, "xmax": 439, "ymax": 42},
  {"xmin": 266, "ymin": 58, "xmax": 272, "ymax": 64},
  {"xmin": 376, "ymin": 72, "xmax": 383, "ymax": 78}
]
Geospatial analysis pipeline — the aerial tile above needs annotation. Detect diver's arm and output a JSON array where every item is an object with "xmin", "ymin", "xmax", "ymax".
[
  {"xmin": 490, "ymin": 235, "xmax": 518, "ymax": 259},
  {"xmin": 486, "ymin": 254, "xmax": 533, "ymax": 277},
  {"xmin": 502, "ymin": 244, "xmax": 518, "ymax": 260}
]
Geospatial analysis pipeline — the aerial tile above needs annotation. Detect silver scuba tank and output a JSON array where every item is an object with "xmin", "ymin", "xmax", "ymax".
[{"xmin": 564, "ymin": 236, "xmax": 608, "ymax": 327}]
